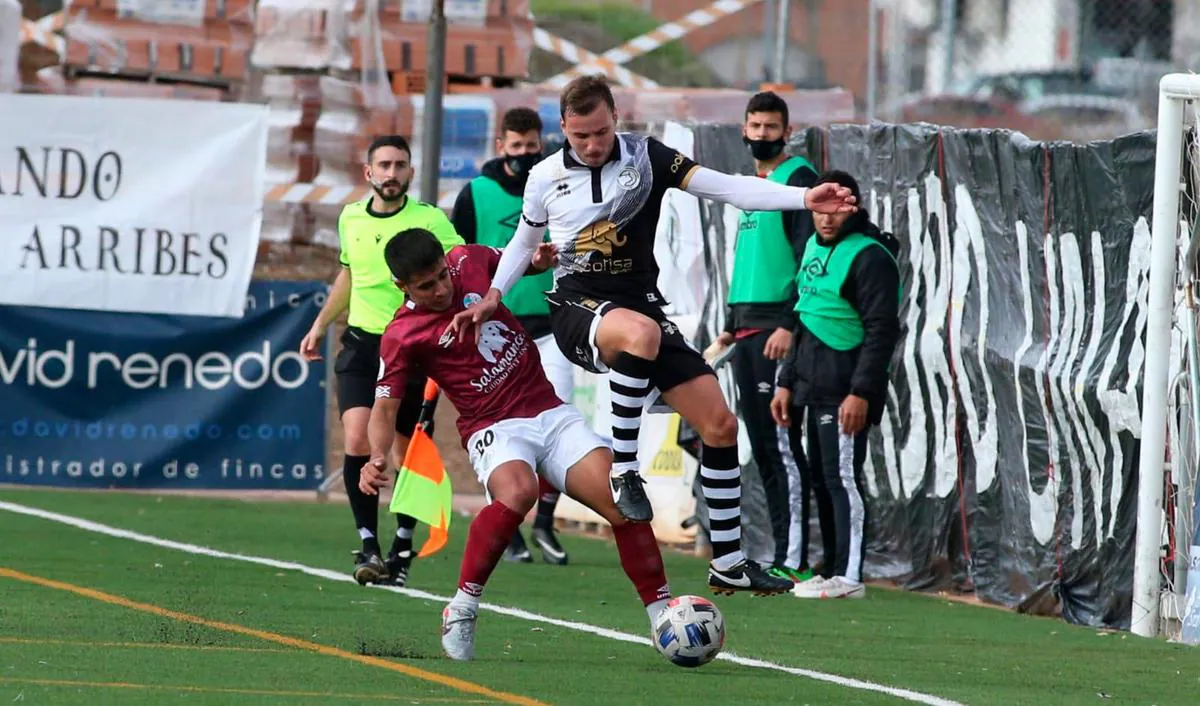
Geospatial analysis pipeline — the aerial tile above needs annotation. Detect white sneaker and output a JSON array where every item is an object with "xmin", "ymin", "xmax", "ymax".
[
  {"xmin": 791, "ymin": 575, "xmax": 831, "ymax": 598},
  {"xmin": 441, "ymin": 603, "xmax": 478, "ymax": 660},
  {"xmin": 795, "ymin": 575, "xmax": 865, "ymax": 600}
]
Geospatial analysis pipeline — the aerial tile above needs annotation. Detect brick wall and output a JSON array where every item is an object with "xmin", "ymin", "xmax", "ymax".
[{"xmin": 643, "ymin": 0, "xmax": 870, "ymax": 102}]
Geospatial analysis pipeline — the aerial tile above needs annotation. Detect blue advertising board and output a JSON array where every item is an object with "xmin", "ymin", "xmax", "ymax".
[
  {"xmin": 0, "ymin": 280, "xmax": 328, "ymax": 490},
  {"xmin": 439, "ymin": 98, "xmax": 493, "ymax": 179},
  {"xmin": 537, "ymin": 97, "xmax": 563, "ymax": 145}
]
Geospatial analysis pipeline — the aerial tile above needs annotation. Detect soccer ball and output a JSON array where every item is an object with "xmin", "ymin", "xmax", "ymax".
[{"xmin": 652, "ymin": 595, "xmax": 725, "ymax": 668}]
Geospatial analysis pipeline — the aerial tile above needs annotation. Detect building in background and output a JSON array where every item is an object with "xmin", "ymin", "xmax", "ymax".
[
  {"xmin": 635, "ymin": 0, "xmax": 871, "ymax": 95},
  {"xmin": 628, "ymin": 0, "xmax": 1193, "ymax": 123},
  {"xmin": 867, "ymin": 0, "xmax": 1192, "ymax": 134},
  {"xmin": 895, "ymin": 0, "xmax": 1189, "ymax": 97}
]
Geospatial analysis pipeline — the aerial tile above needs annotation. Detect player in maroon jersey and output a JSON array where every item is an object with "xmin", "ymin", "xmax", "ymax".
[{"xmin": 359, "ymin": 228, "xmax": 674, "ymax": 661}]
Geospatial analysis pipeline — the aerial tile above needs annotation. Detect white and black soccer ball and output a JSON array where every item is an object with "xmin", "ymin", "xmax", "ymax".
[{"xmin": 652, "ymin": 595, "xmax": 725, "ymax": 668}]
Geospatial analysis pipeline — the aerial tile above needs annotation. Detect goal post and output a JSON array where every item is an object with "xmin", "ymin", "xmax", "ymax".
[{"xmin": 1132, "ymin": 73, "xmax": 1200, "ymax": 639}]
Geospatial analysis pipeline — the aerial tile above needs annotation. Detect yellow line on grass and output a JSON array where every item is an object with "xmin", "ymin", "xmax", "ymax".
[
  {"xmin": 0, "ymin": 567, "xmax": 548, "ymax": 706},
  {"xmin": 0, "ymin": 677, "xmax": 495, "ymax": 702},
  {"xmin": 0, "ymin": 636, "xmax": 292, "ymax": 654}
]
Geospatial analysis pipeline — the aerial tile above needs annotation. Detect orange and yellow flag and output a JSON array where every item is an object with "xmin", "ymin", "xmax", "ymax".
[{"xmin": 388, "ymin": 381, "xmax": 452, "ymax": 557}]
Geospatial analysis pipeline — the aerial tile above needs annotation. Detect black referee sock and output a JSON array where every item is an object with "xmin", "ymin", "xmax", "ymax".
[
  {"xmin": 342, "ymin": 454, "xmax": 381, "ymax": 556},
  {"xmin": 700, "ymin": 443, "xmax": 744, "ymax": 570},
  {"xmin": 609, "ymin": 352, "xmax": 654, "ymax": 477},
  {"xmin": 391, "ymin": 513, "xmax": 417, "ymax": 556}
]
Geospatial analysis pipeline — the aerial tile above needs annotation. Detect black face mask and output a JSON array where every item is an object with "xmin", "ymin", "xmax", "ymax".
[
  {"xmin": 744, "ymin": 137, "xmax": 786, "ymax": 162},
  {"xmin": 505, "ymin": 153, "xmax": 542, "ymax": 176}
]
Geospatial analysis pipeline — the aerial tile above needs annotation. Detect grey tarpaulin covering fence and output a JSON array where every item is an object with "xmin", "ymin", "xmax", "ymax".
[{"xmin": 685, "ymin": 121, "xmax": 1194, "ymax": 629}]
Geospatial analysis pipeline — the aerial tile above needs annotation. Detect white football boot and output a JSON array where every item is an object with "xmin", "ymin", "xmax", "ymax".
[{"xmin": 441, "ymin": 602, "xmax": 478, "ymax": 660}]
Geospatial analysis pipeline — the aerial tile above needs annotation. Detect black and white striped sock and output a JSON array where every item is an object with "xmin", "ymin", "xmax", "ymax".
[
  {"xmin": 609, "ymin": 352, "xmax": 654, "ymax": 477},
  {"xmin": 701, "ymin": 443, "xmax": 744, "ymax": 570}
]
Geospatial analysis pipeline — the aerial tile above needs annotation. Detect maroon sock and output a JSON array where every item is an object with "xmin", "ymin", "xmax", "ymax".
[
  {"xmin": 612, "ymin": 522, "xmax": 670, "ymax": 606},
  {"xmin": 458, "ymin": 501, "xmax": 524, "ymax": 597},
  {"xmin": 537, "ymin": 475, "xmax": 560, "ymax": 503}
]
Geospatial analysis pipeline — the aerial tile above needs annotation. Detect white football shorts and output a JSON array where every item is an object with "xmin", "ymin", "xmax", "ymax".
[{"xmin": 466, "ymin": 403, "xmax": 608, "ymax": 492}]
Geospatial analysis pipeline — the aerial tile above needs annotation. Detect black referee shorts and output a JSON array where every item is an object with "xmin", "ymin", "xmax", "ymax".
[
  {"xmin": 545, "ymin": 291, "xmax": 713, "ymax": 394},
  {"xmin": 333, "ymin": 326, "xmax": 435, "ymax": 435}
]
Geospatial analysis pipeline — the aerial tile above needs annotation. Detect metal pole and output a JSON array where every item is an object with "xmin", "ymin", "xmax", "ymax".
[
  {"xmin": 938, "ymin": 0, "xmax": 956, "ymax": 92},
  {"xmin": 419, "ymin": 0, "xmax": 447, "ymax": 204},
  {"xmin": 885, "ymin": 3, "xmax": 906, "ymax": 120},
  {"xmin": 1131, "ymin": 76, "xmax": 1187, "ymax": 638},
  {"xmin": 1182, "ymin": 282, "xmax": 1200, "ymax": 614},
  {"xmin": 761, "ymin": 0, "xmax": 775, "ymax": 83},
  {"xmin": 1178, "ymin": 310, "xmax": 1199, "ymax": 611},
  {"xmin": 865, "ymin": 0, "xmax": 877, "ymax": 123},
  {"xmin": 317, "ymin": 321, "xmax": 341, "ymax": 501},
  {"xmin": 772, "ymin": 0, "xmax": 789, "ymax": 85}
]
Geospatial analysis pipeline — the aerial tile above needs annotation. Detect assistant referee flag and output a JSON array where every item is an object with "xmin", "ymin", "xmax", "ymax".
[{"xmin": 388, "ymin": 381, "xmax": 452, "ymax": 557}]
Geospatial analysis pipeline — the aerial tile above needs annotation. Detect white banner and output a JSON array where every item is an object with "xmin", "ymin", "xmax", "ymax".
[
  {"xmin": 0, "ymin": 94, "xmax": 269, "ymax": 318},
  {"xmin": 0, "ymin": 0, "xmax": 17, "ymax": 93}
]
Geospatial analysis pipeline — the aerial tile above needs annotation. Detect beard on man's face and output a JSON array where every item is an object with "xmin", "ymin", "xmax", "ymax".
[{"xmin": 372, "ymin": 177, "xmax": 409, "ymax": 202}]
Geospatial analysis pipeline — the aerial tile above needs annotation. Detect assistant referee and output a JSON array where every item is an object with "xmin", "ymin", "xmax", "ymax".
[{"xmin": 301, "ymin": 135, "xmax": 465, "ymax": 587}]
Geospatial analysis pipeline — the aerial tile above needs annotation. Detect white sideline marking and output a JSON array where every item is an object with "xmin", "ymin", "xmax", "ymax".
[{"xmin": 0, "ymin": 500, "xmax": 962, "ymax": 706}]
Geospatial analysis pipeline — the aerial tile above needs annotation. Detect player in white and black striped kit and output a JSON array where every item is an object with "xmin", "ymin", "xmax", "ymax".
[{"xmin": 446, "ymin": 75, "xmax": 858, "ymax": 595}]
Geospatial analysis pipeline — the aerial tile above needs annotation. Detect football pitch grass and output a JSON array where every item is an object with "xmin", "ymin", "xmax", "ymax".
[{"xmin": 1, "ymin": 488, "xmax": 1197, "ymax": 705}]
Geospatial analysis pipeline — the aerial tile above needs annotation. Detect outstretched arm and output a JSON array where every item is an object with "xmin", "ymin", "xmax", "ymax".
[
  {"xmin": 683, "ymin": 167, "xmax": 808, "ymax": 212},
  {"xmin": 686, "ymin": 167, "xmax": 855, "ymax": 214},
  {"xmin": 644, "ymin": 137, "xmax": 852, "ymax": 214}
]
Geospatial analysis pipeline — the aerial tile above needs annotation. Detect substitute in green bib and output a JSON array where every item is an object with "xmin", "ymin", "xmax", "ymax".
[
  {"xmin": 450, "ymin": 107, "xmax": 572, "ymax": 568},
  {"xmin": 771, "ymin": 170, "xmax": 902, "ymax": 602},
  {"xmin": 300, "ymin": 134, "xmax": 464, "ymax": 589},
  {"xmin": 704, "ymin": 91, "xmax": 819, "ymax": 585}
]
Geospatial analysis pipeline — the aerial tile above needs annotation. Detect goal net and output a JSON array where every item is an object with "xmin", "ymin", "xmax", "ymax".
[{"xmin": 1134, "ymin": 73, "xmax": 1200, "ymax": 640}]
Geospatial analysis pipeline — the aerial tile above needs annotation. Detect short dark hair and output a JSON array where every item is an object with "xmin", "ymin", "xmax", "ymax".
[
  {"xmin": 560, "ymin": 75, "xmax": 615, "ymax": 119},
  {"xmin": 744, "ymin": 91, "xmax": 790, "ymax": 126},
  {"xmin": 501, "ymin": 107, "xmax": 543, "ymax": 135},
  {"xmin": 384, "ymin": 228, "xmax": 444, "ymax": 283},
  {"xmin": 367, "ymin": 135, "xmax": 411, "ymax": 164}
]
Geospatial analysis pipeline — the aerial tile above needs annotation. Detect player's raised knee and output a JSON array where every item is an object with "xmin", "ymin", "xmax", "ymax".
[{"xmin": 598, "ymin": 309, "xmax": 661, "ymax": 359}]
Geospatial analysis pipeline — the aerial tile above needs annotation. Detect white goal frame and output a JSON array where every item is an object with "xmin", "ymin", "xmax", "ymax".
[{"xmin": 1132, "ymin": 73, "xmax": 1200, "ymax": 638}]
